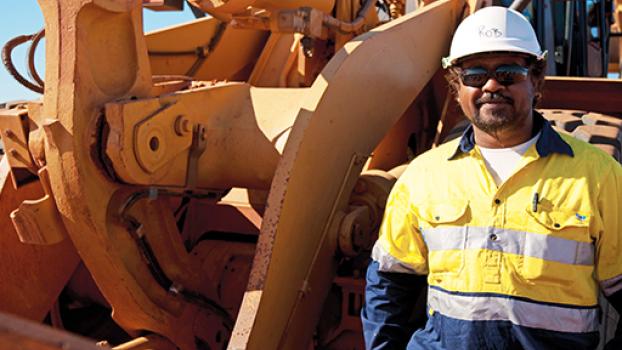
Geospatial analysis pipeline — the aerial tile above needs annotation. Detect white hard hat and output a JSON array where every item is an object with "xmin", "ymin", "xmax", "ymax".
[{"xmin": 442, "ymin": 6, "xmax": 545, "ymax": 68}]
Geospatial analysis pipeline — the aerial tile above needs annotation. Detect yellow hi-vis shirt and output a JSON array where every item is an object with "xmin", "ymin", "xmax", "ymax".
[{"xmin": 372, "ymin": 116, "xmax": 622, "ymax": 335}]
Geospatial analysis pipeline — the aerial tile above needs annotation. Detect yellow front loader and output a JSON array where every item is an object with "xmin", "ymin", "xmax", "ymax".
[{"xmin": 0, "ymin": 0, "xmax": 620, "ymax": 349}]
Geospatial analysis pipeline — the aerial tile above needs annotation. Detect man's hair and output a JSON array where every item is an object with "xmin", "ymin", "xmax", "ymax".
[{"xmin": 445, "ymin": 56, "xmax": 547, "ymax": 107}]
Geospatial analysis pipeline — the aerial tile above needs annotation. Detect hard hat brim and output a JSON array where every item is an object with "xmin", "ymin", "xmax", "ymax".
[{"xmin": 442, "ymin": 48, "xmax": 546, "ymax": 69}]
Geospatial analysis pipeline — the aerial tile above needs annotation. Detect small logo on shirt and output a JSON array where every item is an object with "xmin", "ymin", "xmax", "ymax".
[{"xmin": 575, "ymin": 213, "xmax": 587, "ymax": 221}]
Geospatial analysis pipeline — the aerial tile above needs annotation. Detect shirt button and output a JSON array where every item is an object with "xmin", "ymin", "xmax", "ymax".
[
  {"xmin": 494, "ymin": 199, "xmax": 501, "ymax": 205},
  {"xmin": 489, "ymin": 233, "xmax": 498, "ymax": 241}
]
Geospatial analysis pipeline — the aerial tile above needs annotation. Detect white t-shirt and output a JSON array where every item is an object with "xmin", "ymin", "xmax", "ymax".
[{"xmin": 478, "ymin": 132, "xmax": 541, "ymax": 186}]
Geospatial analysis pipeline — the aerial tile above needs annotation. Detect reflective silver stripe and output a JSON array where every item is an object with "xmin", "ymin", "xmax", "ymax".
[
  {"xmin": 371, "ymin": 242, "xmax": 425, "ymax": 274},
  {"xmin": 422, "ymin": 226, "xmax": 594, "ymax": 266},
  {"xmin": 600, "ymin": 274, "xmax": 622, "ymax": 296},
  {"xmin": 428, "ymin": 287, "xmax": 600, "ymax": 333},
  {"xmin": 422, "ymin": 226, "xmax": 465, "ymax": 251}
]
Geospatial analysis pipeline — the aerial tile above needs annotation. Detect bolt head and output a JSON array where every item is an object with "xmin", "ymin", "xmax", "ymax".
[{"xmin": 174, "ymin": 116, "xmax": 192, "ymax": 136}]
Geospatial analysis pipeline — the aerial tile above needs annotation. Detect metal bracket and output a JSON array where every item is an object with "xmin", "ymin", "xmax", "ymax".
[
  {"xmin": 274, "ymin": 7, "xmax": 326, "ymax": 39},
  {"xmin": 185, "ymin": 123, "xmax": 207, "ymax": 191},
  {"xmin": 0, "ymin": 107, "xmax": 38, "ymax": 188},
  {"xmin": 132, "ymin": 102, "xmax": 194, "ymax": 175},
  {"xmin": 10, "ymin": 166, "xmax": 69, "ymax": 245}
]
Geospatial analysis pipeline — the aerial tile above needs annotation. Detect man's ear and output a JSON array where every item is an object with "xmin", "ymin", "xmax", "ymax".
[
  {"xmin": 530, "ymin": 74, "xmax": 545, "ymax": 96},
  {"xmin": 532, "ymin": 92, "xmax": 542, "ymax": 108}
]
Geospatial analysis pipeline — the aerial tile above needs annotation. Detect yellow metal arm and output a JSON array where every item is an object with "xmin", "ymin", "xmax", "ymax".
[
  {"xmin": 230, "ymin": 1, "xmax": 464, "ymax": 348},
  {"xmin": 104, "ymin": 83, "xmax": 302, "ymax": 190}
]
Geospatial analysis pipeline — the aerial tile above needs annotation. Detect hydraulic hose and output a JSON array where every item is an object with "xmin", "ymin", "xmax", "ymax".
[{"xmin": 2, "ymin": 30, "xmax": 45, "ymax": 94}]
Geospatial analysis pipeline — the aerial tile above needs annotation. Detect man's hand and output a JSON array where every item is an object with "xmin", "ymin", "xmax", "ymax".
[{"xmin": 362, "ymin": 260, "xmax": 427, "ymax": 349}]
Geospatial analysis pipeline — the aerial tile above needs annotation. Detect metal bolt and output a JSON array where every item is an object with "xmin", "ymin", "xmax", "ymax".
[
  {"xmin": 148, "ymin": 187, "xmax": 158, "ymax": 201},
  {"xmin": 8, "ymin": 149, "xmax": 18, "ymax": 157},
  {"xmin": 174, "ymin": 116, "xmax": 191, "ymax": 136},
  {"xmin": 168, "ymin": 283, "xmax": 183, "ymax": 294},
  {"xmin": 4, "ymin": 129, "xmax": 15, "ymax": 139},
  {"xmin": 301, "ymin": 36, "xmax": 314, "ymax": 58}
]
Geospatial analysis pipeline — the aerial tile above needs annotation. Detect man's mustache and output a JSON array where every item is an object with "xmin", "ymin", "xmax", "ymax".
[{"xmin": 476, "ymin": 92, "xmax": 513, "ymax": 106}]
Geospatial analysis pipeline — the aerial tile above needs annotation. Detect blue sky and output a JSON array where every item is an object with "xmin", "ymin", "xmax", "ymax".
[{"xmin": 0, "ymin": 1, "xmax": 198, "ymax": 102}]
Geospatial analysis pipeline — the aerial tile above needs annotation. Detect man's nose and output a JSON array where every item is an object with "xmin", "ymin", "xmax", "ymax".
[{"xmin": 481, "ymin": 77, "xmax": 504, "ymax": 93}]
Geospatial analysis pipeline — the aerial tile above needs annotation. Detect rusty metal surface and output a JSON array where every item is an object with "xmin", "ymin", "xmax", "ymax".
[
  {"xmin": 318, "ymin": 277, "xmax": 366, "ymax": 348},
  {"xmin": 541, "ymin": 77, "xmax": 622, "ymax": 116},
  {"xmin": 248, "ymin": 33, "xmax": 301, "ymax": 87},
  {"xmin": 0, "ymin": 107, "xmax": 37, "ymax": 186},
  {"xmin": 0, "ymin": 157, "xmax": 79, "ymax": 321},
  {"xmin": 14, "ymin": 0, "xmax": 406, "ymax": 348},
  {"xmin": 10, "ymin": 166, "xmax": 69, "ymax": 245},
  {"xmin": 146, "ymin": 17, "xmax": 269, "ymax": 81},
  {"xmin": 370, "ymin": 69, "xmax": 457, "ymax": 170},
  {"xmin": 229, "ymin": 1, "xmax": 465, "ymax": 348},
  {"xmin": 183, "ymin": 188, "xmax": 264, "ymax": 241},
  {"xmin": 105, "ymin": 84, "xmax": 302, "ymax": 190},
  {"xmin": 37, "ymin": 1, "xmax": 219, "ymax": 348},
  {"xmin": 190, "ymin": 240, "xmax": 256, "ymax": 316}
]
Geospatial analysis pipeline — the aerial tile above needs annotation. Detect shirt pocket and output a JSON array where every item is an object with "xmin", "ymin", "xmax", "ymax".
[
  {"xmin": 519, "ymin": 208, "xmax": 594, "ymax": 282},
  {"xmin": 417, "ymin": 201, "xmax": 470, "ymax": 277}
]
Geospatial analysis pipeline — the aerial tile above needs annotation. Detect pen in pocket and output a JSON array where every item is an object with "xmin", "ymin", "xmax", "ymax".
[{"xmin": 532, "ymin": 192, "xmax": 539, "ymax": 212}]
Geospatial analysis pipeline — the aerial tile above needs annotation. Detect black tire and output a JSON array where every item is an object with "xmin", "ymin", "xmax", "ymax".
[{"xmin": 540, "ymin": 109, "xmax": 622, "ymax": 163}]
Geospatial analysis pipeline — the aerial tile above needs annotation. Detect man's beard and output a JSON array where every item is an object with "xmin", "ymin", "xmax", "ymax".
[{"xmin": 471, "ymin": 92, "xmax": 516, "ymax": 134}]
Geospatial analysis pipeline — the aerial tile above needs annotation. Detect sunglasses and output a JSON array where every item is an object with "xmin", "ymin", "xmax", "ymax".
[{"xmin": 459, "ymin": 64, "xmax": 529, "ymax": 88}]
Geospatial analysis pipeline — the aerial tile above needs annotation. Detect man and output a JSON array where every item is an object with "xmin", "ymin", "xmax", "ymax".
[{"xmin": 362, "ymin": 6, "xmax": 622, "ymax": 350}]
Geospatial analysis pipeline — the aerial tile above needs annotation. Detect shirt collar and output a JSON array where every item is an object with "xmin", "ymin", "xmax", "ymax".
[{"xmin": 448, "ymin": 111, "xmax": 574, "ymax": 160}]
